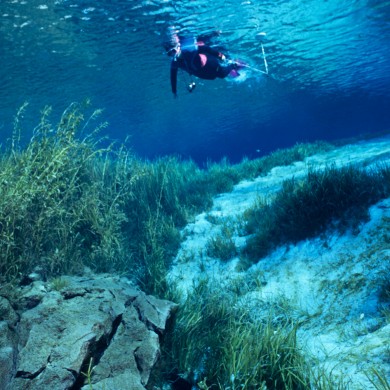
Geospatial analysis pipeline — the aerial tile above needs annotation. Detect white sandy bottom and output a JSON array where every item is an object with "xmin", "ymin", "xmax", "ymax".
[{"xmin": 168, "ymin": 135, "xmax": 390, "ymax": 388}]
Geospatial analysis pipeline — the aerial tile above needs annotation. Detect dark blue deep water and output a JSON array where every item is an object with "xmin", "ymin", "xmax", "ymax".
[{"xmin": 1, "ymin": 0, "xmax": 389, "ymax": 163}]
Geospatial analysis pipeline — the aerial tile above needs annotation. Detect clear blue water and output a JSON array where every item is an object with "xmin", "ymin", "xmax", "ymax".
[{"xmin": 1, "ymin": 0, "xmax": 389, "ymax": 163}]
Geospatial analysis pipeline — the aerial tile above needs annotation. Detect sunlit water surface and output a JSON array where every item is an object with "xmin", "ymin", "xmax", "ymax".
[{"xmin": 1, "ymin": 0, "xmax": 389, "ymax": 162}]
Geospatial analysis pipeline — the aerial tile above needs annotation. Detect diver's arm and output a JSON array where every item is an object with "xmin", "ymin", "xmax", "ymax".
[{"xmin": 170, "ymin": 61, "xmax": 178, "ymax": 96}]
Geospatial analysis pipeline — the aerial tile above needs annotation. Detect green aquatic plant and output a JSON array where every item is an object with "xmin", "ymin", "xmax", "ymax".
[
  {"xmin": 243, "ymin": 163, "xmax": 390, "ymax": 262},
  {"xmin": 205, "ymin": 157, "xmax": 240, "ymax": 193},
  {"xmin": 50, "ymin": 277, "xmax": 69, "ymax": 291},
  {"xmin": 366, "ymin": 367, "xmax": 390, "ymax": 390},
  {"xmin": 0, "ymin": 102, "xmax": 136, "ymax": 283},
  {"xmin": 219, "ymin": 317, "xmax": 307, "ymax": 389},
  {"xmin": 0, "ymin": 103, "xmax": 338, "ymax": 293},
  {"xmin": 378, "ymin": 263, "xmax": 390, "ymax": 301},
  {"xmin": 81, "ymin": 357, "xmax": 94, "ymax": 390},
  {"xmin": 378, "ymin": 266, "xmax": 390, "ymax": 325},
  {"xmin": 206, "ymin": 224, "xmax": 237, "ymax": 262},
  {"xmin": 0, "ymin": 104, "xmax": 205, "ymax": 293},
  {"xmin": 122, "ymin": 156, "xmax": 204, "ymax": 296},
  {"xmin": 234, "ymin": 141, "xmax": 334, "ymax": 180},
  {"xmin": 160, "ymin": 278, "xmax": 346, "ymax": 390}
]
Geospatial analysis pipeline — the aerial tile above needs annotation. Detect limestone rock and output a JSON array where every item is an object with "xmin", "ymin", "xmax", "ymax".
[
  {"xmin": 0, "ymin": 274, "xmax": 177, "ymax": 390},
  {"xmin": 0, "ymin": 296, "xmax": 18, "ymax": 388}
]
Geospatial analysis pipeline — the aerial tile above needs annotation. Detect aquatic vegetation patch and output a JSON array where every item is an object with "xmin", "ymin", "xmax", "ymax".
[
  {"xmin": 50, "ymin": 277, "xmax": 70, "ymax": 291},
  {"xmin": 0, "ymin": 102, "xmax": 135, "ymax": 281},
  {"xmin": 206, "ymin": 221, "xmax": 238, "ymax": 261},
  {"xmin": 243, "ymin": 164, "xmax": 390, "ymax": 262},
  {"xmin": 159, "ymin": 279, "xmax": 346, "ymax": 390},
  {"xmin": 235, "ymin": 141, "xmax": 334, "ymax": 180},
  {"xmin": 366, "ymin": 367, "xmax": 390, "ymax": 390},
  {"xmin": 205, "ymin": 157, "xmax": 241, "ymax": 193},
  {"xmin": 378, "ymin": 263, "xmax": 390, "ymax": 325},
  {"xmin": 0, "ymin": 104, "xmax": 334, "ymax": 295},
  {"xmin": 206, "ymin": 232, "xmax": 237, "ymax": 261},
  {"xmin": 0, "ymin": 104, "xmax": 195, "ymax": 295}
]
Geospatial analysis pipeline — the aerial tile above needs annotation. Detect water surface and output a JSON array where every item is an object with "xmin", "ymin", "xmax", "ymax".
[{"xmin": 1, "ymin": 0, "xmax": 389, "ymax": 162}]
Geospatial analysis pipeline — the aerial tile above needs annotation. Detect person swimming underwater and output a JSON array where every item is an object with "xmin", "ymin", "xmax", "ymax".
[{"xmin": 167, "ymin": 35, "xmax": 241, "ymax": 97}]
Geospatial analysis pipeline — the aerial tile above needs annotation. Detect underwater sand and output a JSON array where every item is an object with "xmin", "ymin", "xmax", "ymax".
[{"xmin": 168, "ymin": 135, "xmax": 390, "ymax": 388}]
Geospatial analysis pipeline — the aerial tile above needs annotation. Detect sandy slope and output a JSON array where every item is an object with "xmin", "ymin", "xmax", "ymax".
[{"xmin": 168, "ymin": 135, "xmax": 390, "ymax": 388}]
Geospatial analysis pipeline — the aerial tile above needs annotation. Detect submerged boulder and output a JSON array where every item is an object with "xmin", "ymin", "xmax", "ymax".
[{"xmin": 0, "ymin": 273, "xmax": 177, "ymax": 390}]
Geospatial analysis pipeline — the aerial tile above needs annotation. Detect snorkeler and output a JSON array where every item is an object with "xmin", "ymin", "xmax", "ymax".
[{"xmin": 167, "ymin": 34, "xmax": 242, "ymax": 97}]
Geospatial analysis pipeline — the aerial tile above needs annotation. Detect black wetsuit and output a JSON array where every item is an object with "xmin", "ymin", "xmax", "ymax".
[{"xmin": 170, "ymin": 45, "xmax": 236, "ymax": 95}]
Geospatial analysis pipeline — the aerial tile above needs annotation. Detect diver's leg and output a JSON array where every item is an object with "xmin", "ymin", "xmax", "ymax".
[{"xmin": 216, "ymin": 63, "xmax": 238, "ymax": 78}]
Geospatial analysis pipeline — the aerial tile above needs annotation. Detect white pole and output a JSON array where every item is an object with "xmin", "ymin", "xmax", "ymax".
[{"xmin": 260, "ymin": 42, "xmax": 269, "ymax": 75}]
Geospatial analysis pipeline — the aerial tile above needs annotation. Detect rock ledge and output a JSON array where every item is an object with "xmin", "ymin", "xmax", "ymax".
[{"xmin": 0, "ymin": 273, "xmax": 177, "ymax": 390}]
